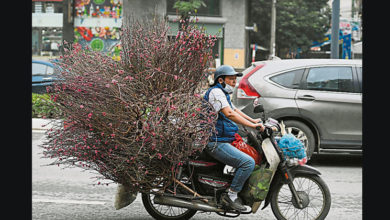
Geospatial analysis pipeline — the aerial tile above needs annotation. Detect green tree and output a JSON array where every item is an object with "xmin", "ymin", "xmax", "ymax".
[
  {"xmin": 250, "ymin": 0, "xmax": 331, "ymax": 59},
  {"xmin": 173, "ymin": 0, "xmax": 206, "ymax": 28}
]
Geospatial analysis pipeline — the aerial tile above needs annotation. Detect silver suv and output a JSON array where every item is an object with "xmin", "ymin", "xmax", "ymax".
[{"xmin": 232, "ymin": 59, "xmax": 362, "ymax": 159}]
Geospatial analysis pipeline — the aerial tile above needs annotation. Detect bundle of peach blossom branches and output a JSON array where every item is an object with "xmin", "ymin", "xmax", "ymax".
[{"xmin": 41, "ymin": 17, "xmax": 218, "ymax": 192}]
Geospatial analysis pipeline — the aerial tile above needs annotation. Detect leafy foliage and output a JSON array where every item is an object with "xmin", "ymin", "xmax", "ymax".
[
  {"xmin": 32, "ymin": 93, "xmax": 62, "ymax": 118},
  {"xmin": 173, "ymin": 0, "xmax": 206, "ymax": 18},
  {"xmin": 250, "ymin": 0, "xmax": 331, "ymax": 58}
]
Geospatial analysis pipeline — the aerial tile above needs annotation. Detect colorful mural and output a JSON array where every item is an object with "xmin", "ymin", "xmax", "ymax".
[
  {"xmin": 75, "ymin": 0, "xmax": 122, "ymax": 20},
  {"xmin": 74, "ymin": 26, "xmax": 121, "ymax": 60},
  {"xmin": 74, "ymin": 0, "xmax": 123, "ymax": 60}
]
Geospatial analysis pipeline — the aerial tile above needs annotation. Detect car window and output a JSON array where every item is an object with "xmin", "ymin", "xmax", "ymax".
[
  {"xmin": 270, "ymin": 69, "xmax": 304, "ymax": 89},
  {"xmin": 306, "ymin": 66, "xmax": 354, "ymax": 92},
  {"xmin": 32, "ymin": 63, "xmax": 47, "ymax": 76},
  {"xmin": 46, "ymin": 66, "xmax": 54, "ymax": 75}
]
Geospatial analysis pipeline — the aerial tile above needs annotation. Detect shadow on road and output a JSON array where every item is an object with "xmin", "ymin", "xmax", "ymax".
[{"xmin": 308, "ymin": 153, "xmax": 362, "ymax": 167}]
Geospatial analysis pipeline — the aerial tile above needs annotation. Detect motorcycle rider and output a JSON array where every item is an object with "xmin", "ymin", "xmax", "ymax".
[{"xmin": 204, "ymin": 65, "xmax": 265, "ymax": 212}]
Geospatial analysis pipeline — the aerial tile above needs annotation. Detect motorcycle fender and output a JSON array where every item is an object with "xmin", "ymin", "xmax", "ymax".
[
  {"xmin": 261, "ymin": 165, "xmax": 321, "ymax": 210},
  {"xmin": 289, "ymin": 165, "xmax": 321, "ymax": 177}
]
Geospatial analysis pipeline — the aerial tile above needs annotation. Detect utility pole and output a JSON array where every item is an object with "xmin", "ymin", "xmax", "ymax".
[
  {"xmin": 269, "ymin": 0, "xmax": 276, "ymax": 58},
  {"xmin": 330, "ymin": 0, "xmax": 340, "ymax": 59}
]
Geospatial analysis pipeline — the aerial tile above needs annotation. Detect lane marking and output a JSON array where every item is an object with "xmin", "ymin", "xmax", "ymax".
[{"xmin": 33, "ymin": 198, "xmax": 106, "ymax": 205}]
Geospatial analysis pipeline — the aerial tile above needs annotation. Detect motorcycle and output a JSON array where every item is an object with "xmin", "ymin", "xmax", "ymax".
[{"xmin": 138, "ymin": 99, "xmax": 331, "ymax": 220}]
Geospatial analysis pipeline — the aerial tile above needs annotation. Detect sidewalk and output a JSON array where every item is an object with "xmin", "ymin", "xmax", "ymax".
[{"xmin": 32, "ymin": 118, "xmax": 63, "ymax": 131}]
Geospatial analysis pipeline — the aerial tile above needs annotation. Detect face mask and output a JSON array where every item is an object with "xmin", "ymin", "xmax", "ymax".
[{"xmin": 222, "ymin": 82, "xmax": 235, "ymax": 94}]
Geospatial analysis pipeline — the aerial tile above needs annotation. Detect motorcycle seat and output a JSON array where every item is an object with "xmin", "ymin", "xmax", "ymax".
[{"xmin": 190, "ymin": 149, "xmax": 221, "ymax": 164}]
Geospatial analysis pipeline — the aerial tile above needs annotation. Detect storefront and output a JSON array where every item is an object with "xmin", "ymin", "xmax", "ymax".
[{"xmin": 32, "ymin": 0, "xmax": 64, "ymax": 56}]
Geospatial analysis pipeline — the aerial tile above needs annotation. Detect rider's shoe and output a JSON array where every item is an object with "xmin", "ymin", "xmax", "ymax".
[{"xmin": 220, "ymin": 193, "xmax": 247, "ymax": 212}]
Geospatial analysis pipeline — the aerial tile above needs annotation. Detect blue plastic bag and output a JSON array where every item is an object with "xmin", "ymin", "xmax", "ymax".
[{"xmin": 276, "ymin": 134, "xmax": 306, "ymax": 159}]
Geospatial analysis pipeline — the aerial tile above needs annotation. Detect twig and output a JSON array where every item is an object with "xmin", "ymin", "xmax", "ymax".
[{"xmin": 173, "ymin": 177, "xmax": 208, "ymax": 203}]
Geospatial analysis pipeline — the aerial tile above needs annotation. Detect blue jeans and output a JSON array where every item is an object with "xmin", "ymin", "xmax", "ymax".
[{"xmin": 206, "ymin": 142, "xmax": 255, "ymax": 192}]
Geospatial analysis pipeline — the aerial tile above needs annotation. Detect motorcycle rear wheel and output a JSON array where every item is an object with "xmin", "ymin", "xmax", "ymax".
[
  {"xmin": 270, "ymin": 174, "xmax": 331, "ymax": 220},
  {"xmin": 142, "ymin": 193, "xmax": 197, "ymax": 220}
]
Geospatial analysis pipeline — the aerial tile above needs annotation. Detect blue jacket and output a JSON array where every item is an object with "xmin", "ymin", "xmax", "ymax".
[{"xmin": 204, "ymin": 83, "xmax": 238, "ymax": 142}]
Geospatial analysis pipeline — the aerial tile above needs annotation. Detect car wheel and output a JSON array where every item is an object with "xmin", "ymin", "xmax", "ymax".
[{"xmin": 281, "ymin": 120, "xmax": 315, "ymax": 160}]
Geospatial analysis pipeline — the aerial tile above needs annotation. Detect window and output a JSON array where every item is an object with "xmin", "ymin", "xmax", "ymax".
[
  {"xmin": 33, "ymin": 2, "xmax": 42, "ymax": 13},
  {"xmin": 32, "ymin": 2, "xmax": 63, "ymax": 13},
  {"xmin": 270, "ymin": 69, "xmax": 304, "ymax": 89},
  {"xmin": 32, "ymin": 63, "xmax": 54, "ymax": 76},
  {"xmin": 306, "ymin": 66, "xmax": 354, "ymax": 92},
  {"xmin": 46, "ymin": 66, "xmax": 54, "ymax": 75},
  {"xmin": 167, "ymin": 0, "xmax": 221, "ymax": 17}
]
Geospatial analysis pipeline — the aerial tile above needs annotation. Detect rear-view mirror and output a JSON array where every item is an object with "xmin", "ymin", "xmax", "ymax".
[{"xmin": 254, "ymin": 104, "xmax": 264, "ymax": 113}]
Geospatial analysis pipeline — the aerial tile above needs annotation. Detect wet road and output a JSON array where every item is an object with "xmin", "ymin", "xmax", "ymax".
[{"xmin": 32, "ymin": 131, "xmax": 362, "ymax": 219}]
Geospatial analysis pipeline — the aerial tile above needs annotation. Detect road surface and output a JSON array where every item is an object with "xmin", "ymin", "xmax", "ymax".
[{"xmin": 32, "ymin": 131, "xmax": 362, "ymax": 219}]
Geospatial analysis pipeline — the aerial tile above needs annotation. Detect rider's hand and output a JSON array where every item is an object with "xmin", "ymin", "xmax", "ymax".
[
  {"xmin": 253, "ymin": 123, "xmax": 265, "ymax": 132},
  {"xmin": 252, "ymin": 118, "xmax": 262, "ymax": 124}
]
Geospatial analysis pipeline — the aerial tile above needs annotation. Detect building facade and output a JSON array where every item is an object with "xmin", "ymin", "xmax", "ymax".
[
  {"xmin": 32, "ymin": 0, "xmax": 250, "ymax": 68},
  {"xmin": 123, "ymin": 0, "xmax": 249, "ymax": 69},
  {"xmin": 32, "ymin": 0, "xmax": 64, "ymax": 56}
]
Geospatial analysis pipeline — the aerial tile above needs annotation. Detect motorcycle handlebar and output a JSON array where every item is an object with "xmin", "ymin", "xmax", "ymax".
[{"xmin": 256, "ymin": 118, "xmax": 281, "ymax": 137}]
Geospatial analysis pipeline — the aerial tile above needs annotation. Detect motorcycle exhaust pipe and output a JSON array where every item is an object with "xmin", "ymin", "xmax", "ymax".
[{"xmin": 153, "ymin": 195, "xmax": 225, "ymax": 212}]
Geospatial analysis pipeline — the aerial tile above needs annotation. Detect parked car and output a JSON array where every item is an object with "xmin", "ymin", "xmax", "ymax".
[
  {"xmin": 232, "ymin": 59, "xmax": 362, "ymax": 159},
  {"xmin": 32, "ymin": 59, "xmax": 61, "ymax": 94}
]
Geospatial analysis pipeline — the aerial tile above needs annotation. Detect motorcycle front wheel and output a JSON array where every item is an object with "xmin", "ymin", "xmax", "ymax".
[
  {"xmin": 142, "ymin": 193, "xmax": 197, "ymax": 220},
  {"xmin": 270, "ymin": 174, "xmax": 331, "ymax": 220}
]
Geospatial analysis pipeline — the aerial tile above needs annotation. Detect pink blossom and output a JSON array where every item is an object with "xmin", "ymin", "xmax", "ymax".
[
  {"xmin": 88, "ymin": 112, "xmax": 93, "ymax": 118},
  {"xmin": 125, "ymin": 76, "xmax": 134, "ymax": 81},
  {"xmin": 102, "ymin": 112, "xmax": 106, "ymax": 116},
  {"xmin": 80, "ymin": 105, "xmax": 84, "ymax": 109}
]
